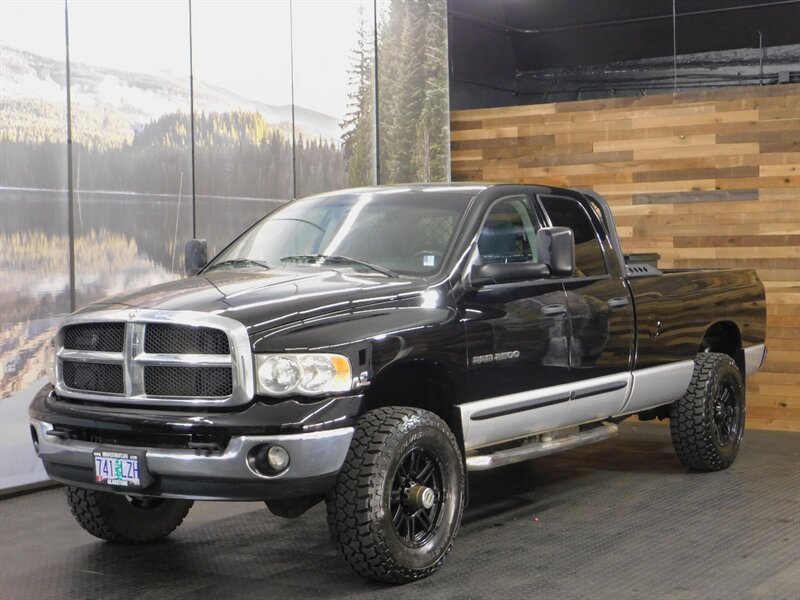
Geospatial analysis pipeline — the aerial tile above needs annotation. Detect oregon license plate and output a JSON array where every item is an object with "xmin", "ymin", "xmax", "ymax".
[{"xmin": 93, "ymin": 450, "xmax": 143, "ymax": 487}]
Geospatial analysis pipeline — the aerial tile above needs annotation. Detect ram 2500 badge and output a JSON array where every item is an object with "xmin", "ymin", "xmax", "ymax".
[{"xmin": 30, "ymin": 183, "xmax": 767, "ymax": 583}]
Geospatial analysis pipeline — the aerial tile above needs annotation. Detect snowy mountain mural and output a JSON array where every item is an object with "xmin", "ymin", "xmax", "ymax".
[
  {"xmin": 1, "ymin": 45, "xmax": 341, "ymax": 144},
  {"xmin": 1, "ymin": 44, "xmax": 346, "ymax": 198}
]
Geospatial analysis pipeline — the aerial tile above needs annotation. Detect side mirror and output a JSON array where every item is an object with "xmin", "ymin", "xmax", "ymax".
[
  {"xmin": 185, "ymin": 239, "xmax": 208, "ymax": 276},
  {"xmin": 471, "ymin": 262, "xmax": 551, "ymax": 287},
  {"xmin": 536, "ymin": 227, "xmax": 574, "ymax": 278}
]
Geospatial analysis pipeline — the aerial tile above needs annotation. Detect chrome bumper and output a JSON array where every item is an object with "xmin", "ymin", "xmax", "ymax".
[{"xmin": 31, "ymin": 419, "xmax": 354, "ymax": 500}]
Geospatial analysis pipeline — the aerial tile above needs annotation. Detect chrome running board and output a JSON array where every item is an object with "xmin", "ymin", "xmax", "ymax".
[{"xmin": 465, "ymin": 423, "xmax": 619, "ymax": 471}]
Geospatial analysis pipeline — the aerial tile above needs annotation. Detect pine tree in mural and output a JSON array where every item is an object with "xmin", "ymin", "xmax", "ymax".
[
  {"xmin": 296, "ymin": 134, "xmax": 347, "ymax": 197},
  {"xmin": 376, "ymin": 0, "xmax": 407, "ymax": 185},
  {"xmin": 413, "ymin": 0, "xmax": 449, "ymax": 182},
  {"xmin": 342, "ymin": 0, "xmax": 449, "ymax": 186},
  {"xmin": 341, "ymin": 6, "xmax": 376, "ymax": 188}
]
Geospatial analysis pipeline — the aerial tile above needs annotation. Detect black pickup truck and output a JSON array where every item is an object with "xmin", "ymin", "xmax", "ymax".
[{"xmin": 30, "ymin": 183, "xmax": 766, "ymax": 583}]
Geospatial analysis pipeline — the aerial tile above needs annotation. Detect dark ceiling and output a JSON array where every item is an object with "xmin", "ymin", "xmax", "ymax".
[{"xmin": 448, "ymin": 0, "xmax": 800, "ymax": 107}]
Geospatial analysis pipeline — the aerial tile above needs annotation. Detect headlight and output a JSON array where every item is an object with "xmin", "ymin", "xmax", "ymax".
[{"xmin": 256, "ymin": 353, "xmax": 352, "ymax": 396}]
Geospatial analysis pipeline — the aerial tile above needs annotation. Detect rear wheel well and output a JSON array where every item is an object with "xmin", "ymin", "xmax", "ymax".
[
  {"xmin": 700, "ymin": 321, "xmax": 744, "ymax": 375},
  {"xmin": 363, "ymin": 360, "xmax": 462, "ymax": 446},
  {"xmin": 641, "ymin": 322, "xmax": 744, "ymax": 422}
]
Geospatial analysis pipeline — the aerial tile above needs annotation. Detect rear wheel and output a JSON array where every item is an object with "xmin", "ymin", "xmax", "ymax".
[
  {"xmin": 669, "ymin": 352, "xmax": 745, "ymax": 471},
  {"xmin": 326, "ymin": 407, "xmax": 464, "ymax": 583},
  {"xmin": 65, "ymin": 487, "xmax": 193, "ymax": 543}
]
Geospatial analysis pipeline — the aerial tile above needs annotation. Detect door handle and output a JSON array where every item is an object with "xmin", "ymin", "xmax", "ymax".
[
  {"xmin": 608, "ymin": 296, "xmax": 630, "ymax": 309},
  {"xmin": 542, "ymin": 304, "xmax": 567, "ymax": 317}
]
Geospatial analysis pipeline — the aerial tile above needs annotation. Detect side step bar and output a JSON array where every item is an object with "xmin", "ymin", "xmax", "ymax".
[{"xmin": 465, "ymin": 423, "xmax": 619, "ymax": 471}]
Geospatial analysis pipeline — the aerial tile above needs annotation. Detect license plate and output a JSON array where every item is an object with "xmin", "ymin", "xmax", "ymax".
[{"xmin": 93, "ymin": 450, "xmax": 143, "ymax": 488}]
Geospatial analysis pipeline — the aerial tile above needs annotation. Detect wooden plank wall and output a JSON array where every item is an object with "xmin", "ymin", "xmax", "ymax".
[{"xmin": 451, "ymin": 83, "xmax": 800, "ymax": 432}]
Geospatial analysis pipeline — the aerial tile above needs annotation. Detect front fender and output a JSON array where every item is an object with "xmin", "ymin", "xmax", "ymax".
[{"xmin": 251, "ymin": 301, "xmax": 467, "ymax": 394}]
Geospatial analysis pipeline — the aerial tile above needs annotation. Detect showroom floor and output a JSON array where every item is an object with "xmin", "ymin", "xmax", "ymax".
[{"xmin": 1, "ymin": 423, "xmax": 798, "ymax": 600}]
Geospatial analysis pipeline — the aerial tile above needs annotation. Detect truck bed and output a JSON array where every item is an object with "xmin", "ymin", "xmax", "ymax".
[{"xmin": 628, "ymin": 267, "xmax": 766, "ymax": 370}]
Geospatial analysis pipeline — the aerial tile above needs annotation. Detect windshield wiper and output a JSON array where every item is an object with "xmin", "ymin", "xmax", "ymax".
[
  {"xmin": 280, "ymin": 254, "xmax": 398, "ymax": 278},
  {"xmin": 205, "ymin": 258, "xmax": 272, "ymax": 272}
]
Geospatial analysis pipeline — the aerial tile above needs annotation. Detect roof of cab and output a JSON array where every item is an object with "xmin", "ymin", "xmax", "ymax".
[
  {"xmin": 300, "ymin": 182, "xmax": 587, "ymax": 203},
  {"xmin": 303, "ymin": 182, "xmax": 490, "ymax": 198}
]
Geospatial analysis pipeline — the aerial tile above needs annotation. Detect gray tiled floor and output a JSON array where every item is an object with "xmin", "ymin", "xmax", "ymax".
[{"xmin": 1, "ymin": 423, "xmax": 798, "ymax": 599}]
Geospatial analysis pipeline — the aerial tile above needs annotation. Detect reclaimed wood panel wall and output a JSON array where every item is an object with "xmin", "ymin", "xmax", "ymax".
[{"xmin": 451, "ymin": 83, "xmax": 800, "ymax": 432}]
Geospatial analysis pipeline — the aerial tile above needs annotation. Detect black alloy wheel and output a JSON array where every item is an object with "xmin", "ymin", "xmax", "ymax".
[
  {"xmin": 711, "ymin": 378, "xmax": 741, "ymax": 447},
  {"xmin": 670, "ymin": 351, "xmax": 745, "ymax": 471},
  {"xmin": 326, "ymin": 406, "xmax": 465, "ymax": 583},
  {"xmin": 390, "ymin": 446, "xmax": 445, "ymax": 547}
]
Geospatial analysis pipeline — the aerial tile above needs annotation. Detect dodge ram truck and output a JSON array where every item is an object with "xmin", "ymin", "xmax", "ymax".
[{"xmin": 30, "ymin": 183, "xmax": 767, "ymax": 583}]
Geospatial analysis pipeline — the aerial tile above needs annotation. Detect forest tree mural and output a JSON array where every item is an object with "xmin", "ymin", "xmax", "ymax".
[{"xmin": 343, "ymin": 0, "xmax": 450, "ymax": 186}]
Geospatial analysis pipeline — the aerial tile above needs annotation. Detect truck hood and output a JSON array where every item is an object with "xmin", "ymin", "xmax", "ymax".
[{"xmin": 76, "ymin": 267, "xmax": 429, "ymax": 335}]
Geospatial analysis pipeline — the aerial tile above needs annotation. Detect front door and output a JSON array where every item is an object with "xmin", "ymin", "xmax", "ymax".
[{"xmin": 460, "ymin": 194, "xmax": 573, "ymax": 450}]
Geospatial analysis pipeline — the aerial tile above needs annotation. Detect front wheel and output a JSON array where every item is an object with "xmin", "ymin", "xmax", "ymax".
[
  {"xmin": 326, "ymin": 407, "xmax": 465, "ymax": 583},
  {"xmin": 66, "ymin": 487, "xmax": 193, "ymax": 543},
  {"xmin": 669, "ymin": 352, "xmax": 745, "ymax": 471}
]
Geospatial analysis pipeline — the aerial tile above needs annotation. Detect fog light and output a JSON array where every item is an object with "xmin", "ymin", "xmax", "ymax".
[
  {"xmin": 248, "ymin": 444, "xmax": 290, "ymax": 476},
  {"xmin": 267, "ymin": 445, "xmax": 290, "ymax": 471}
]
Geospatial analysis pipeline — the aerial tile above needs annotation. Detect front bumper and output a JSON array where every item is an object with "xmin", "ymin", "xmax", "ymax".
[
  {"xmin": 29, "ymin": 384, "xmax": 362, "ymax": 501},
  {"xmin": 31, "ymin": 418, "xmax": 353, "ymax": 501}
]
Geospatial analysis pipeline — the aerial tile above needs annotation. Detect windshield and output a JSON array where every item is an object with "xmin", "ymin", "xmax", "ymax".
[{"xmin": 207, "ymin": 189, "xmax": 471, "ymax": 277}]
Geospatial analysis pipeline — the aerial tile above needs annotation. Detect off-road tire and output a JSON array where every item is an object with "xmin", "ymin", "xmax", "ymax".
[
  {"xmin": 326, "ymin": 407, "xmax": 465, "ymax": 583},
  {"xmin": 65, "ymin": 486, "xmax": 193, "ymax": 543},
  {"xmin": 670, "ymin": 352, "xmax": 745, "ymax": 471}
]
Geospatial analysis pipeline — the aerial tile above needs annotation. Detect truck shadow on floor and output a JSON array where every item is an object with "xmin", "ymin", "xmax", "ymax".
[
  {"xmin": 461, "ymin": 432, "xmax": 683, "ymax": 528},
  {"xmin": 61, "ymin": 432, "xmax": 686, "ymax": 598}
]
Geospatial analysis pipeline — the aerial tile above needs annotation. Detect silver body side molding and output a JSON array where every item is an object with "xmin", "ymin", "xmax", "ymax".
[
  {"xmin": 459, "ymin": 360, "xmax": 697, "ymax": 452},
  {"xmin": 743, "ymin": 343, "xmax": 767, "ymax": 376},
  {"xmin": 618, "ymin": 359, "xmax": 695, "ymax": 415},
  {"xmin": 458, "ymin": 372, "xmax": 631, "ymax": 451}
]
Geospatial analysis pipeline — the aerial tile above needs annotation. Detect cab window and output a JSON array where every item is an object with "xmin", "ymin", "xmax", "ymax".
[{"xmin": 477, "ymin": 196, "xmax": 539, "ymax": 264}]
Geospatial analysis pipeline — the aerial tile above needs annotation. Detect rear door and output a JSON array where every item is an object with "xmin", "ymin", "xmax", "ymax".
[{"xmin": 538, "ymin": 194, "xmax": 635, "ymax": 423}]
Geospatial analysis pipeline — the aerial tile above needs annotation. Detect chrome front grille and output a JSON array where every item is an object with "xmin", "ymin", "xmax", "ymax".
[
  {"xmin": 143, "ymin": 365, "xmax": 233, "ymax": 397},
  {"xmin": 54, "ymin": 310, "xmax": 254, "ymax": 407},
  {"xmin": 63, "ymin": 360, "xmax": 125, "ymax": 394},
  {"xmin": 63, "ymin": 323, "xmax": 125, "ymax": 352},
  {"xmin": 144, "ymin": 324, "xmax": 230, "ymax": 355}
]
